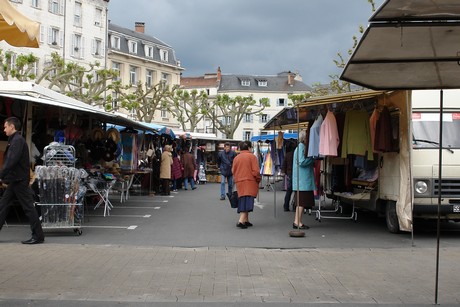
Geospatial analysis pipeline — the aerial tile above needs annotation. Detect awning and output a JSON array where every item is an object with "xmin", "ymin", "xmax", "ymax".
[
  {"xmin": 250, "ymin": 133, "xmax": 298, "ymax": 142},
  {"xmin": 263, "ymin": 90, "xmax": 385, "ymax": 131},
  {"xmin": 0, "ymin": 81, "xmax": 157, "ymax": 132},
  {"xmin": 0, "ymin": 0, "xmax": 39, "ymax": 48},
  {"xmin": 341, "ymin": 0, "xmax": 460, "ymax": 89}
]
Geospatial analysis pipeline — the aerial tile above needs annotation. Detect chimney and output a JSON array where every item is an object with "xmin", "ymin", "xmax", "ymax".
[
  {"xmin": 288, "ymin": 71, "xmax": 295, "ymax": 86},
  {"xmin": 135, "ymin": 22, "xmax": 145, "ymax": 33},
  {"xmin": 217, "ymin": 66, "xmax": 222, "ymax": 82}
]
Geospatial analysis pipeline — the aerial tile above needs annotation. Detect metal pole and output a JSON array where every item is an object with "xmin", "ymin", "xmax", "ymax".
[
  {"xmin": 434, "ymin": 90, "xmax": 443, "ymax": 304},
  {"xmin": 273, "ymin": 117, "xmax": 277, "ymax": 218}
]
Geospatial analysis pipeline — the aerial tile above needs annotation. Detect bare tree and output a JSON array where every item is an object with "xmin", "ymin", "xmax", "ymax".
[
  {"xmin": 0, "ymin": 49, "xmax": 38, "ymax": 81},
  {"xmin": 164, "ymin": 88, "xmax": 209, "ymax": 132},
  {"xmin": 113, "ymin": 80, "xmax": 176, "ymax": 123},
  {"xmin": 203, "ymin": 94, "xmax": 269, "ymax": 139}
]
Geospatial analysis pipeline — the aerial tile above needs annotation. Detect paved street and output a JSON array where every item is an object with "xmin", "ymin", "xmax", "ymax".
[{"xmin": 0, "ymin": 181, "xmax": 459, "ymax": 306}]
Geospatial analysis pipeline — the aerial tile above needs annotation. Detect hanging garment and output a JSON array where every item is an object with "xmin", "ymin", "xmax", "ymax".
[
  {"xmin": 261, "ymin": 150, "xmax": 274, "ymax": 176},
  {"xmin": 308, "ymin": 114, "xmax": 323, "ymax": 157},
  {"xmin": 374, "ymin": 106, "xmax": 393, "ymax": 152},
  {"xmin": 341, "ymin": 110, "xmax": 373, "ymax": 160},
  {"xmin": 319, "ymin": 111, "xmax": 340, "ymax": 156},
  {"xmin": 369, "ymin": 108, "xmax": 379, "ymax": 153}
]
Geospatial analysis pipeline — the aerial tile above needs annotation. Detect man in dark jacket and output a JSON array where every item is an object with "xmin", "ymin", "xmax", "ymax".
[
  {"xmin": 0, "ymin": 117, "xmax": 44, "ymax": 244},
  {"xmin": 217, "ymin": 142, "xmax": 236, "ymax": 200}
]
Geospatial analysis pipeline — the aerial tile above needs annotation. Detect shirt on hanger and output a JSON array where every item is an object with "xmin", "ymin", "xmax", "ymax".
[
  {"xmin": 341, "ymin": 109, "xmax": 373, "ymax": 160},
  {"xmin": 319, "ymin": 110, "xmax": 340, "ymax": 156},
  {"xmin": 308, "ymin": 114, "xmax": 323, "ymax": 157}
]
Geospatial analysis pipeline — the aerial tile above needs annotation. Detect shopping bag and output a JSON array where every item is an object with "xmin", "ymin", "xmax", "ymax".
[{"xmin": 226, "ymin": 191, "xmax": 238, "ymax": 208}]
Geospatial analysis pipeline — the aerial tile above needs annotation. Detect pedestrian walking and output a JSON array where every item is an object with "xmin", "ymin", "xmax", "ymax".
[
  {"xmin": 181, "ymin": 146, "xmax": 197, "ymax": 190},
  {"xmin": 0, "ymin": 117, "xmax": 45, "ymax": 244},
  {"xmin": 292, "ymin": 129, "xmax": 315, "ymax": 230},
  {"xmin": 160, "ymin": 145, "xmax": 173, "ymax": 195},
  {"xmin": 281, "ymin": 141, "xmax": 296, "ymax": 212},
  {"xmin": 171, "ymin": 150, "xmax": 183, "ymax": 192},
  {"xmin": 217, "ymin": 142, "xmax": 236, "ymax": 200},
  {"xmin": 232, "ymin": 141, "xmax": 261, "ymax": 229}
]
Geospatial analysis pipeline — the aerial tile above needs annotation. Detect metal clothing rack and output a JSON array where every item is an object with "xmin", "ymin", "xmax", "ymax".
[{"xmin": 35, "ymin": 145, "xmax": 83, "ymax": 235}]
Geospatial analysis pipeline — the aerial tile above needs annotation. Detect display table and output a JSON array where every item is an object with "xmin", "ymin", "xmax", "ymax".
[{"xmin": 121, "ymin": 169, "xmax": 152, "ymax": 196}]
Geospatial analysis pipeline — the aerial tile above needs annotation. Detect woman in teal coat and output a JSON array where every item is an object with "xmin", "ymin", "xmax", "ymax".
[{"xmin": 292, "ymin": 129, "xmax": 316, "ymax": 229}]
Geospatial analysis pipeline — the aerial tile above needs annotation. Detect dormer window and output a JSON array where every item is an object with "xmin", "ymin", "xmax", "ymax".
[
  {"xmin": 241, "ymin": 79, "xmax": 250, "ymax": 87},
  {"xmin": 257, "ymin": 79, "xmax": 267, "ymax": 87},
  {"xmin": 111, "ymin": 36, "xmax": 120, "ymax": 49},
  {"xmin": 128, "ymin": 40, "xmax": 138, "ymax": 54},
  {"xmin": 145, "ymin": 45, "xmax": 154, "ymax": 58},
  {"xmin": 160, "ymin": 49, "xmax": 169, "ymax": 62}
]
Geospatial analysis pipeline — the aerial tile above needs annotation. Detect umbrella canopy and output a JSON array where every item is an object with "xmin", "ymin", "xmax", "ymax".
[
  {"xmin": 0, "ymin": 0, "xmax": 40, "ymax": 48},
  {"xmin": 341, "ymin": 0, "xmax": 460, "ymax": 89}
]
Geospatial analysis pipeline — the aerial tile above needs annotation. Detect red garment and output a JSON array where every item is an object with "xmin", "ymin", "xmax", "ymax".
[
  {"xmin": 232, "ymin": 150, "xmax": 261, "ymax": 197},
  {"xmin": 171, "ymin": 157, "xmax": 183, "ymax": 180}
]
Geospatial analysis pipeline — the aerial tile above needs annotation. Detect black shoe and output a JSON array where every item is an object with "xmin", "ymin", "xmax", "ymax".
[
  {"xmin": 244, "ymin": 222, "xmax": 253, "ymax": 227},
  {"xmin": 220, "ymin": 196, "xmax": 225, "ymax": 200},
  {"xmin": 236, "ymin": 222, "xmax": 248, "ymax": 229},
  {"xmin": 292, "ymin": 223, "xmax": 309, "ymax": 230},
  {"xmin": 21, "ymin": 237, "xmax": 44, "ymax": 244},
  {"xmin": 284, "ymin": 208, "xmax": 290, "ymax": 212},
  {"xmin": 192, "ymin": 187, "xmax": 197, "ymax": 190}
]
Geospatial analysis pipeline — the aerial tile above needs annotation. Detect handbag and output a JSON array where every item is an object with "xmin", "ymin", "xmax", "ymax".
[
  {"xmin": 226, "ymin": 191, "xmax": 238, "ymax": 208},
  {"xmin": 146, "ymin": 141, "xmax": 155, "ymax": 158}
]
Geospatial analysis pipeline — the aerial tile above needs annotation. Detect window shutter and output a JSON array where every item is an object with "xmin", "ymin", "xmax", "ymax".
[
  {"xmin": 91, "ymin": 39, "xmax": 95, "ymax": 54},
  {"xmin": 101, "ymin": 45, "xmax": 105, "ymax": 57},
  {"xmin": 40, "ymin": 25, "xmax": 45, "ymax": 43},
  {"xmin": 250, "ymin": 114, "xmax": 254, "ymax": 123},
  {"xmin": 71, "ymin": 34, "xmax": 76, "ymax": 56},
  {"xmin": 48, "ymin": 0, "xmax": 52, "ymax": 13},
  {"xmin": 47, "ymin": 27, "xmax": 52, "ymax": 44},
  {"xmin": 81, "ymin": 37, "xmax": 85, "ymax": 58},
  {"xmin": 59, "ymin": 30, "xmax": 63, "ymax": 46},
  {"xmin": 59, "ymin": 0, "xmax": 64, "ymax": 15}
]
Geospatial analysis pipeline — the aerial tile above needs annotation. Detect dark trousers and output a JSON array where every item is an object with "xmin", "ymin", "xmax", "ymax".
[
  {"xmin": 161, "ymin": 179, "xmax": 170, "ymax": 195},
  {"xmin": 0, "ymin": 180, "xmax": 44, "ymax": 240},
  {"xmin": 283, "ymin": 175, "xmax": 293, "ymax": 210}
]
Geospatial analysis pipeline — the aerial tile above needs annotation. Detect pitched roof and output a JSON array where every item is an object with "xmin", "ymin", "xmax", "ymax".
[
  {"xmin": 219, "ymin": 72, "xmax": 311, "ymax": 93},
  {"xmin": 181, "ymin": 76, "xmax": 219, "ymax": 88}
]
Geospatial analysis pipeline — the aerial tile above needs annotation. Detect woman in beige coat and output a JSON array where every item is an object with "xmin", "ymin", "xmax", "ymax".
[{"xmin": 160, "ymin": 145, "xmax": 173, "ymax": 195}]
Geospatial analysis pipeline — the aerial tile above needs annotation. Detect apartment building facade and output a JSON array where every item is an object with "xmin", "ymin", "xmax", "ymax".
[
  {"xmin": 181, "ymin": 69, "xmax": 311, "ymax": 140},
  {"xmin": 107, "ymin": 22, "xmax": 183, "ymax": 126},
  {"xmin": 1, "ymin": 0, "xmax": 110, "ymax": 80}
]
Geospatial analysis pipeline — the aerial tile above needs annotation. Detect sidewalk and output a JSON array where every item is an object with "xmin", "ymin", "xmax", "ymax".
[
  {"xmin": 0, "ymin": 182, "xmax": 459, "ymax": 305},
  {"xmin": 0, "ymin": 243, "xmax": 459, "ymax": 305}
]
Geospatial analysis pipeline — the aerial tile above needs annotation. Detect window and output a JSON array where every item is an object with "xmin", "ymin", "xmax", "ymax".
[
  {"xmin": 243, "ymin": 131, "xmax": 252, "ymax": 141},
  {"xmin": 129, "ymin": 66, "xmax": 138, "ymax": 84},
  {"xmin": 160, "ymin": 49, "xmax": 169, "ymax": 62},
  {"xmin": 71, "ymin": 34, "xmax": 82, "ymax": 58},
  {"xmin": 128, "ymin": 40, "xmax": 137, "ymax": 54},
  {"xmin": 31, "ymin": 0, "xmax": 40, "ymax": 8},
  {"xmin": 277, "ymin": 98, "xmax": 286, "ymax": 107},
  {"xmin": 112, "ymin": 62, "xmax": 121, "ymax": 81},
  {"xmin": 74, "ymin": 2, "xmax": 82, "ymax": 26},
  {"xmin": 111, "ymin": 36, "xmax": 120, "ymax": 49},
  {"xmin": 223, "ymin": 116, "xmax": 231, "ymax": 125},
  {"xmin": 244, "ymin": 113, "xmax": 253, "ymax": 123},
  {"xmin": 161, "ymin": 109, "xmax": 168, "ymax": 119},
  {"xmin": 48, "ymin": 27, "xmax": 61, "ymax": 46},
  {"xmin": 10, "ymin": 0, "xmax": 23, "ymax": 3},
  {"xmin": 92, "ymin": 38, "xmax": 103, "ymax": 56},
  {"xmin": 146, "ymin": 69, "xmax": 153, "ymax": 87},
  {"xmin": 49, "ymin": 0, "xmax": 63, "ymax": 15},
  {"xmin": 161, "ymin": 73, "xmax": 169, "ymax": 86},
  {"xmin": 94, "ymin": 7, "xmax": 102, "ymax": 27},
  {"xmin": 259, "ymin": 114, "xmax": 268, "ymax": 123},
  {"xmin": 145, "ymin": 45, "xmax": 154, "ymax": 58},
  {"xmin": 241, "ymin": 79, "xmax": 250, "ymax": 87},
  {"xmin": 257, "ymin": 79, "xmax": 267, "ymax": 87},
  {"xmin": 111, "ymin": 92, "xmax": 118, "ymax": 110}
]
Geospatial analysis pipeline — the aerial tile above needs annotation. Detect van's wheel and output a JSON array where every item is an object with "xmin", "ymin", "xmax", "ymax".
[{"xmin": 385, "ymin": 201, "xmax": 400, "ymax": 233}]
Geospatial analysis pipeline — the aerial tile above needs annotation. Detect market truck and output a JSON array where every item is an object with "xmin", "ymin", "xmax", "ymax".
[{"xmin": 296, "ymin": 90, "xmax": 460, "ymax": 233}]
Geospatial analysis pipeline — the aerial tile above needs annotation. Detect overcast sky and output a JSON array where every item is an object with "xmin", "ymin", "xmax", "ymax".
[{"xmin": 108, "ymin": 0, "xmax": 385, "ymax": 86}]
